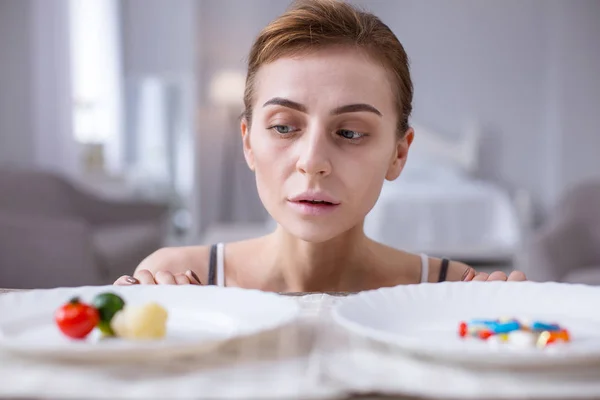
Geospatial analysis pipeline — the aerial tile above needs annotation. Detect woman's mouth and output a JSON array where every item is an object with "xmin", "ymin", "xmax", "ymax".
[
  {"xmin": 287, "ymin": 193, "xmax": 341, "ymax": 216},
  {"xmin": 298, "ymin": 200, "xmax": 334, "ymax": 205}
]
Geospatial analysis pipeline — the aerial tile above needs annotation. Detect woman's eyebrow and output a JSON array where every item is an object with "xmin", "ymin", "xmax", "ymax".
[
  {"xmin": 331, "ymin": 103, "xmax": 382, "ymax": 117},
  {"xmin": 262, "ymin": 97, "xmax": 382, "ymax": 117},
  {"xmin": 263, "ymin": 97, "xmax": 307, "ymax": 113}
]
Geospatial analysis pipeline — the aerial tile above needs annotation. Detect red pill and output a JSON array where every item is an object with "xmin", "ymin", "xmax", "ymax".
[
  {"xmin": 478, "ymin": 329, "xmax": 493, "ymax": 340},
  {"xmin": 458, "ymin": 322, "xmax": 468, "ymax": 338}
]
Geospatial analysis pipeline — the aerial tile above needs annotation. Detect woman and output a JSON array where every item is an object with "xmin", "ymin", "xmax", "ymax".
[{"xmin": 115, "ymin": 0, "xmax": 526, "ymax": 291}]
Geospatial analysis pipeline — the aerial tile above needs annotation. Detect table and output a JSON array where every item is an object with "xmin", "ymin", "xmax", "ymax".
[
  {"xmin": 0, "ymin": 289, "xmax": 581, "ymax": 400},
  {"xmin": 0, "ymin": 288, "xmax": 420, "ymax": 400}
]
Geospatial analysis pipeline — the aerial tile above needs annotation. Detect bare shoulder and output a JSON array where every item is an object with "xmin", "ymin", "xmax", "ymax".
[
  {"xmin": 366, "ymin": 241, "xmax": 425, "ymax": 284},
  {"xmin": 134, "ymin": 236, "xmax": 270, "ymax": 285},
  {"xmin": 135, "ymin": 245, "xmax": 212, "ymax": 281},
  {"xmin": 367, "ymin": 240, "xmax": 472, "ymax": 283}
]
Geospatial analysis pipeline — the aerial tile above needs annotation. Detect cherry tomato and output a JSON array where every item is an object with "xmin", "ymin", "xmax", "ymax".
[{"xmin": 54, "ymin": 297, "xmax": 100, "ymax": 339}]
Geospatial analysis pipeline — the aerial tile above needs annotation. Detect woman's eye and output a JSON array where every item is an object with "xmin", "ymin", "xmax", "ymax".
[
  {"xmin": 337, "ymin": 129, "xmax": 364, "ymax": 140},
  {"xmin": 269, "ymin": 125, "xmax": 296, "ymax": 134}
]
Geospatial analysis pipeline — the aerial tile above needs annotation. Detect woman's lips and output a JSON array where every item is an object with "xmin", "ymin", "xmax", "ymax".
[{"xmin": 287, "ymin": 199, "xmax": 340, "ymax": 216}]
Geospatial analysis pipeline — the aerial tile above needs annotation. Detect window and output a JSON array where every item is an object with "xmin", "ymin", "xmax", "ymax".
[{"xmin": 69, "ymin": 0, "xmax": 123, "ymax": 173}]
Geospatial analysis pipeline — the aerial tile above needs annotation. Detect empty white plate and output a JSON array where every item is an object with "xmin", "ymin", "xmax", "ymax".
[
  {"xmin": 333, "ymin": 281, "xmax": 600, "ymax": 367},
  {"xmin": 0, "ymin": 285, "xmax": 300, "ymax": 361}
]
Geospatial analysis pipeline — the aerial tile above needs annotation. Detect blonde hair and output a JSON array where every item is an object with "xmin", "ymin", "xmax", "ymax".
[{"xmin": 243, "ymin": 0, "xmax": 413, "ymax": 137}]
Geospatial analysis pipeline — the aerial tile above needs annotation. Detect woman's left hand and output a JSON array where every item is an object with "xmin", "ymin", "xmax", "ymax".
[{"xmin": 463, "ymin": 269, "xmax": 527, "ymax": 282}]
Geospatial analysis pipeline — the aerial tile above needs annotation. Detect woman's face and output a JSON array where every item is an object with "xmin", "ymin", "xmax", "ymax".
[{"xmin": 242, "ymin": 46, "xmax": 413, "ymax": 242}]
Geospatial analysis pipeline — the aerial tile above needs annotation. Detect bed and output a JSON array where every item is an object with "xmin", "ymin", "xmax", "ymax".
[{"xmin": 363, "ymin": 122, "xmax": 525, "ymax": 264}]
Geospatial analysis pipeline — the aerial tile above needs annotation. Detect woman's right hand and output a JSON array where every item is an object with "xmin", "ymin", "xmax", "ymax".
[
  {"xmin": 114, "ymin": 269, "xmax": 203, "ymax": 285},
  {"xmin": 114, "ymin": 247, "xmax": 207, "ymax": 286}
]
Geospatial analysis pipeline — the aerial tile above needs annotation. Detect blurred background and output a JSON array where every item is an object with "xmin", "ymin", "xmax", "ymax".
[{"xmin": 0, "ymin": 0, "xmax": 599, "ymax": 288}]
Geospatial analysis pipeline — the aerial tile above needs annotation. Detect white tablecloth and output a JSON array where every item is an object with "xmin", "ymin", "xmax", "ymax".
[{"xmin": 1, "ymin": 293, "xmax": 600, "ymax": 399}]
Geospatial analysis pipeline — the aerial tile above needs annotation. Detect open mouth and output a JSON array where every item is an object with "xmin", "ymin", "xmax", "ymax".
[
  {"xmin": 298, "ymin": 200, "xmax": 335, "ymax": 205},
  {"xmin": 289, "ymin": 197, "xmax": 340, "ymax": 215}
]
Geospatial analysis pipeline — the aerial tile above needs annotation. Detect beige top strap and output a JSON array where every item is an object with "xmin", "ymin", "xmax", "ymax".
[{"xmin": 420, "ymin": 253, "xmax": 429, "ymax": 283}]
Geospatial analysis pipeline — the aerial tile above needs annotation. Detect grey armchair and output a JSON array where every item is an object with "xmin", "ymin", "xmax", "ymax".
[
  {"xmin": 0, "ymin": 168, "xmax": 169, "ymax": 289},
  {"xmin": 522, "ymin": 180, "xmax": 600, "ymax": 284}
]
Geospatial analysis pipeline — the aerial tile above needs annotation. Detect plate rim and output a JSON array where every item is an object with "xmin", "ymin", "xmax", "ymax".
[
  {"xmin": 0, "ymin": 285, "xmax": 301, "ymax": 361},
  {"xmin": 332, "ymin": 281, "xmax": 600, "ymax": 367}
]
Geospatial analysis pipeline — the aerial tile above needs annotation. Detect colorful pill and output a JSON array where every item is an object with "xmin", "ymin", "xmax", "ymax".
[
  {"xmin": 548, "ymin": 329, "xmax": 570, "ymax": 342},
  {"xmin": 537, "ymin": 331, "xmax": 554, "ymax": 348},
  {"xmin": 458, "ymin": 322, "xmax": 468, "ymax": 337},
  {"xmin": 556, "ymin": 329, "xmax": 570, "ymax": 342},
  {"xmin": 478, "ymin": 329, "xmax": 493, "ymax": 340},
  {"xmin": 468, "ymin": 326, "xmax": 484, "ymax": 337},
  {"xmin": 462, "ymin": 318, "xmax": 569, "ymax": 349},
  {"xmin": 531, "ymin": 322, "xmax": 561, "ymax": 332},
  {"xmin": 469, "ymin": 319, "xmax": 498, "ymax": 327},
  {"xmin": 491, "ymin": 321, "xmax": 521, "ymax": 334}
]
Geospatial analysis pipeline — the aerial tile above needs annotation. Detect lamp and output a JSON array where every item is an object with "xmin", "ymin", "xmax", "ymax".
[{"xmin": 208, "ymin": 70, "xmax": 246, "ymax": 109}]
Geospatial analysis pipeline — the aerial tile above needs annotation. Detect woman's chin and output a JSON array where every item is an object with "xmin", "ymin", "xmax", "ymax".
[{"xmin": 276, "ymin": 220, "xmax": 353, "ymax": 243}]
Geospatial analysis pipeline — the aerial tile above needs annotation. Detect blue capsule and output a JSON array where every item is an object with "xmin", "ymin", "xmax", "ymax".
[
  {"xmin": 468, "ymin": 319, "xmax": 498, "ymax": 327},
  {"xmin": 491, "ymin": 321, "xmax": 521, "ymax": 333},
  {"xmin": 531, "ymin": 321, "xmax": 560, "ymax": 331},
  {"xmin": 467, "ymin": 319, "xmax": 521, "ymax": 333}
]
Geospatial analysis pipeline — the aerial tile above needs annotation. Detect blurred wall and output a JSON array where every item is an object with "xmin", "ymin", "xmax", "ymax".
[
  {"xmin": 0, "ymin": 0, "xmax": 35, "ymax": 167},
  {"xmin": 551, "ymin": 0, "xmax": 600, "ymax": 192},
  {"xmin": 121, "ymin": 0, "xmax": 196, "ymax": 77}
]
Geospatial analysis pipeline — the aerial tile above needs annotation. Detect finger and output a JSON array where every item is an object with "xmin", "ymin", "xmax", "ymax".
[
  {"xmin": 134, "ymin": 269, "xmax": 156, "ymax": 285},
  {"xmin": 508, "ymin": 271, "xmax": 527, "ymax": 281},
  {"xmin": 487, "ymin": 271, "xmax": 508, "ymax": 281},
  {"xmin": 154, "ymin": 270, "xmax": 177, "ymax": 285},
  {"xmin": 174, "ymin": 273, "xmax": 191, "ymax": 285},
  {"xmin": 461, "ymin": 267, "xmax": 476, "ymax": 282},
  {"xmin": 185, "ymin": 270, "xmax": 202, "ymax": 285},
  {"xmin": 113, "ymin": 275, "xmax": 139, "ymax": 285},
  {"xmin": 472, "ymin": 272, "xmax": 490, "ymax": 282}
]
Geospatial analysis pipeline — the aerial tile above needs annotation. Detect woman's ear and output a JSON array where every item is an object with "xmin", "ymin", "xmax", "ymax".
[
  {"xmin": 385, "ymin": 127, "xmax": 414, "ymax": 181},
  {"xmin": 241, "ymin": 118, "xmax": 255, "ymax": 171}
]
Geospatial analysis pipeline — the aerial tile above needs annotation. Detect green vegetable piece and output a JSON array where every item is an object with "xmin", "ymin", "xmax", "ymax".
[{"xmin": 92, "ymin": 292, "xmax": 125, "ymax": 336}]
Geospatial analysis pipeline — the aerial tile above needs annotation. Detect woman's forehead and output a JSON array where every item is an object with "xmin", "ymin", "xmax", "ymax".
[{"xmin": 253, "ymin": 48, "xmax": 395, "ymax": 112}]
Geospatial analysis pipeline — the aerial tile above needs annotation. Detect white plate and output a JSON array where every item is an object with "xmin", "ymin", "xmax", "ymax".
[
  {"xmin": 333, "ymin": 281, "xmax": 600, "ymax": 367},
  {"xmin": 0, "ymin": 285, "xmax": 299, "ymax": 361}
]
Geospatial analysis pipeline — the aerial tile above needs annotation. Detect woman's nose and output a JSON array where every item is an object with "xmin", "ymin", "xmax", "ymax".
[{"xmin": 295, "ymin": 129, "xmax": 332, "ymax": 177}]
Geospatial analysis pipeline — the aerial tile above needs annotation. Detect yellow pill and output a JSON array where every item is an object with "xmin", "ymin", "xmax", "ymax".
[{"xmin": 537, "ymin": 331, "xmax": 552, "ymax": 348}]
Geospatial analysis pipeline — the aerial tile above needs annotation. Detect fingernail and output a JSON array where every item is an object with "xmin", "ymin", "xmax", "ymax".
[
  {"xmin": 187, "ymin": 270, "xmax": 202, "ymax": 284},
  {"xmin": 461, "ymin": 269, "xmax": 470, "ymax": 281},
  {"xmin": 125, "ymin": 276, "xmax": 139, "ymax": 284},
  {"xmin": 461, "ymin": 267, "xmax": 474, "ymax": 281}
]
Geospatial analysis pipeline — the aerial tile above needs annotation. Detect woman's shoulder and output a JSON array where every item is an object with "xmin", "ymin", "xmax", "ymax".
[
  {"xmin": 135, "ymin": 244, "xmax": 213, "ymax": 279},
  {"xmin": 134, "ymin": 237, "xmax": 267, "ymax": 282},
  {"xmin": 370, "ymin": 240, "xmax": 472, "ymax": 283}
]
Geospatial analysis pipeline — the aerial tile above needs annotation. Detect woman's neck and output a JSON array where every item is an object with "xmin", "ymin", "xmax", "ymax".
[{"xmin": 263, "ymin": 224, "xmax": 372, "ymax": 292}]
